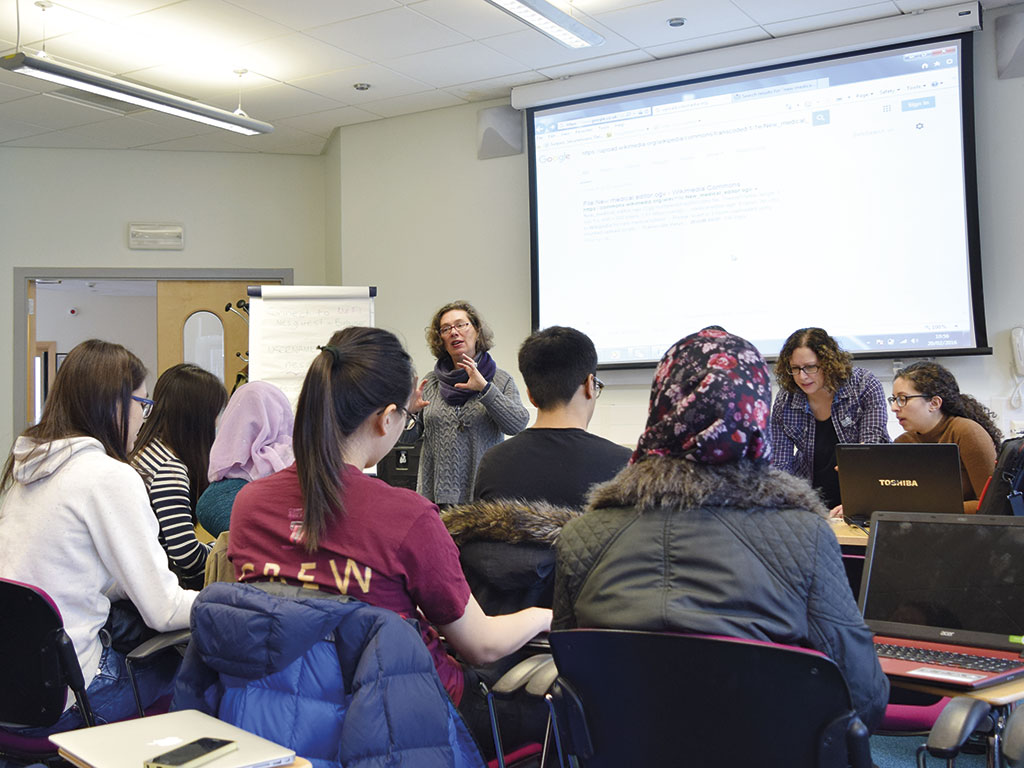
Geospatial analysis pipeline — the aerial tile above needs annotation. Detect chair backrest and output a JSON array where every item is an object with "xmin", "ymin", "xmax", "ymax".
[
  {"xmin": 547, "ymin": 629, "xmax": 871, "ymax": 768},
  {"xmin": 0, "ymin": 578, "xmax": 89, "ymax": 728}
]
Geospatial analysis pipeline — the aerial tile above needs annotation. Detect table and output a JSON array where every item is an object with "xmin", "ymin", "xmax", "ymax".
[{"xmin": 828, "ymin": 517, "xmax": 869, "ymax": 548}]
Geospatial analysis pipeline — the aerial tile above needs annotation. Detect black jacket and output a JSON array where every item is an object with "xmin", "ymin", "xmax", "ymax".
[{"xmin": 553, "ymin": 457, "xmax": 890, "ymax": 731}]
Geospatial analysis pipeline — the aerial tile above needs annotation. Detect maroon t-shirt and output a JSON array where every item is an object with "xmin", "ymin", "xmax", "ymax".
[{"xmin": 228, "ymin": 463, "xmax": 472, "ymax": 703}]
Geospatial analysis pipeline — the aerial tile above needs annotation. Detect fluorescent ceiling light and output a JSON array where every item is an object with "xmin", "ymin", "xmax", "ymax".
[
  {"xmin": 482, "ymin": 0, "xmax": 604, "ymax": 48},
  {"xmin": 0, "ymin": 52, "xmax": 273, "ymax": 135}
]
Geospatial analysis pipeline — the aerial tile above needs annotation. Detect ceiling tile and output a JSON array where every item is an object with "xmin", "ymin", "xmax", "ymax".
[
  {"xmin": 3, "ymin": 127, "xmax": 120, "ymax": 148},
  {"xmin": 139, "ymin": 132, "xmax": 254, "ymax": 151},
  {"xmin": 223, "ymin": 0, "xmax": 400, "ymax": 31},
  {"xmin": 0, "ymin": 117, "xmax": 51, "ymax": 142},
  {"xmin": 406, "ymin": 0, "xmax": 525, "ymax": 39},
  {"xmin": 278, "ymin": 106, "xmax": 381, "ymax": 136},
  {"xmin": 482, "ymin": 20, "xmax": 637, "ymax": 70},
  {"xmin": 45, "ymin": 115, "xmax": 188, "ymax": 148},
  {"xmin": 121, "ymin": 0, "xmax": 294, "ymax": 48},
  {"xmin": 0, "ymin": 92, "xmax": 113, "ymax": 130},
  {"xmin": 538, "ymin": 49, "xmax": 654, "ymax": 79},
  {"xmin": 0, "ymin": 78, "xmax": 38, "ymax": 103},
  {"xmin": 208, "ymin": 82, "xmax": 344, "ymax": 121},
  {"xmin": 763, "ymin": 2, "xmax": 899, "ymax": 36},
  {"xmin": 568, "ymin": 0, "xmax": 659, "ymax": 11},
  {"xmin": 592, "ymin": 0, "xmax": 757, "ymax": 48},
  {"xmin": 443, "ymin": 71, "xmax": 550, "ymax": 101},
  {"xmin": 121, "ymin": 64, "xmax": 276, "ymax": 102},
  {"xmin": 731, "ymin": 0, "xmax": 891, "ymax": 25},
  {"xmin": 385, "ymin": 42, "xmax": 529, "ymax": 88},
  {"xmin": 233, "ymin": 33, "xmax": 367, "ymax": 83},
  {"xmin": 221, "ymin": 123, "xmax": 326, "ymax": 154},
  {"xmin": 306, "ymin": 7, "xmax": 469, "ymax": 60},
  {"xmin": 361, "ymin": 88, "xmax": 466, "ymax": 118},
  {"xmin": 292, "ymin": 63, "xmax": 433, "ymax": 104},
  {"xmin": 643, "ymin": 25, "xmax": 770, "ymax": 57}
]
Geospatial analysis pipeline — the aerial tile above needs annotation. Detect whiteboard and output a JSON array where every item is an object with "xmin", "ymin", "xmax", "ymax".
[{"xmin": 248, "ymin": 285, "xmax": 375, "ymax": 407}]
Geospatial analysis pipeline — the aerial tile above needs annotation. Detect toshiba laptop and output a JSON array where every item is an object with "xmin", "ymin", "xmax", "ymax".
[
  {"xmin": 836, "ymin": 443, "xmax": 964, "ymax": 523},
  {"xmin": 49, "ymin": 709, "xmax": 295, "ymax": 768},
  {"xmin": 857, "ymin": 512, "xmax": 1024, "ymax": 689}
]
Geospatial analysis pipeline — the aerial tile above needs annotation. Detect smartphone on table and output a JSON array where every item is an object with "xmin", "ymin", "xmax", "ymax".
[{"xmin": 144, "ymin": 738, "xmax": 238, "ymax": 768}]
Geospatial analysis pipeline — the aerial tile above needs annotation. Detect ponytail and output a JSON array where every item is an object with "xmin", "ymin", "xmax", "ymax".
[{"xmin": 293, "ymin": 328, "xmax": 414, "ymax": 551}]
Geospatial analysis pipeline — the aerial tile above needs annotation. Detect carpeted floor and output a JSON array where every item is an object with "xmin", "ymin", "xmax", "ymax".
[{"xmin": 871, "ymin": 733, "xmax": 988, "ymax": 767}]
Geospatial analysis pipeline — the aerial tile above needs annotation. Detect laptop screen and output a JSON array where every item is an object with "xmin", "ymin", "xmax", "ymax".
[
  {"xmin": 836, "ymin": 443, "xmax": 964, "ymax": 520},
  {"xmin": 858, "ymin": 512, "xmax": 1024, "ymax": 653}
]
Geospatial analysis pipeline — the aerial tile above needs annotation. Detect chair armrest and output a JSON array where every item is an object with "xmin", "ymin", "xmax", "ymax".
[
  {"xmin": 127, "ymin": 629, "xmax": 191, "ymax": 661},
  {"xmin": 1002, "ymin": 704, "xmax": 1024, "ymax": 768},
  {"xmin": 525, "ymin": 658, "xmax": 559, "ymax": 697},
  {"xmin": 491, "ymin": 654, "xmax": 553, "ymax": 696},
  {"xmin": 925, "ymin": 697, "xmax": 993, "ymax": 759}
]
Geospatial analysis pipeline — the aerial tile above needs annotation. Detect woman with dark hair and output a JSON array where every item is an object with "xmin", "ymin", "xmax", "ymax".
[
  {"xmin": 891, "ymin": 361, "xmax": 1000, "ymax": 513},
  {"xmin": 131, "ymin": 363, "xmax": 228, "ymax": 589},
  {"xmin": 0, "ymin": 340, "xmax": 195, "ymax": 733},
  {"xmin": 769, "ymin": 327, "xmax": 889, "ymax": 513},
  {"xmin": 229, "ymin": 327, "xmax": 550, "ymax": 756},
  {"xmin": 553, "ymin": 327, "xmax": 889, "ymax": 731},
  {"xmin": 196, "ymin": 381, "xmax": 294, "ymax": 537},
  {"xmin": 407, "ymin": 300, "xmax": 529, "ymax": 505}
]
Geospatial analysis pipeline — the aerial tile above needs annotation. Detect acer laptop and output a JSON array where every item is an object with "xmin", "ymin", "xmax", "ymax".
[
  {"xmin": 837, "ymin": 443, "xmax": 964, "ymax": 523},
  {"xmin": 49, "ymin": 709, "xmax": 296, "ymax": 768},
  {"xmin": 858, "ymin": 511, "xmax": 1024, "ymax": 689}
]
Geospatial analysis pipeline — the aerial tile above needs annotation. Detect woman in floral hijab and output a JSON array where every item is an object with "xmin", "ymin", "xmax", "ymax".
[{"xmin": 553, "ymin": 326, "xmax": 889, "ymax": 731}]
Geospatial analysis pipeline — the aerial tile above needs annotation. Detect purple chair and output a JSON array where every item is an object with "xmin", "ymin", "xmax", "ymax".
[
  {"xmin": 0, "ymin": 578, "xmax": 187, "ymax": 765},
  {"xmin": 545, "ymin": 629, "xmax": 872, "ymax": 768}
]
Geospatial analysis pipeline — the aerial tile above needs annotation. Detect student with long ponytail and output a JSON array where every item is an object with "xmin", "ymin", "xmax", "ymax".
[
  {"xmin": 228, "ymin": 327, "xmax": 551, "ymax": 756},
  {"xmin": 890, "ymin": 361, "xmax": 1001, "ymax": 513}
]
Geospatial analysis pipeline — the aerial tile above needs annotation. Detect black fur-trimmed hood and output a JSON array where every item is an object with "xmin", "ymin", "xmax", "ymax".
[
  {"xmin": 588, "ymin": 456, "xmax": 828, "ymax": 516},
  {"xmin": 442, "ymin": 498, "xmax": 582, "ymax": 546}
]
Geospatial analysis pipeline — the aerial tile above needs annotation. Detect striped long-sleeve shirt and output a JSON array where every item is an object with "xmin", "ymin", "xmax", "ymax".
[{"xmin": 131, "ymin": 438, "xmax": 211, "ymax": 585}]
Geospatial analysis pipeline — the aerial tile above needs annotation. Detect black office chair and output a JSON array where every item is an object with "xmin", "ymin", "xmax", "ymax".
[
  {"xmin": 1003, "ymin": 702, "xmax": 1024, "ymax": 768},
  {"xmin": 0, "ymin": 578, "xmax": 189, "ymax": 765},
  {"xmin": 545, "ymin": 629, "xmax": 872, "ymax": 768}
]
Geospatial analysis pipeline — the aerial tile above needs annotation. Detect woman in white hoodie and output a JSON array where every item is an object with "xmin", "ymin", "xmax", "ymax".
[{"xmin": 0, "ymin": 339, "xmax": 196, "ymax": 735}]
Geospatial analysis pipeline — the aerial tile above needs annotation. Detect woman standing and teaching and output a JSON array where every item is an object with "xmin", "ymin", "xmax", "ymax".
[
  {"xmin": 769, "ymin": 328, "xmax": 890, "ymax": 513},
  {"xmin": 408, "ymin": 301, "xmax": 529, "ymax": 505}
]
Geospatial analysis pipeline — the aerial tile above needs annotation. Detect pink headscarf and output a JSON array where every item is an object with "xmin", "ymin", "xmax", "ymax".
[{"xmin": 207, "ymin": 381, "xmax": 294, "ymax": 483}]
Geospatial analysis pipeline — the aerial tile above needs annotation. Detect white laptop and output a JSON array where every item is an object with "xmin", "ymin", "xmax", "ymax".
[{"xmin": 49, "ymin": 710, "xmax": 296, "ymax": 768}]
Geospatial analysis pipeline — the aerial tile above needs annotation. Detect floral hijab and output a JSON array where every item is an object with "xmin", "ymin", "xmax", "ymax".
[{"xmin": 632, "ymin": 326, "xmax": 772, "ymax": 465}]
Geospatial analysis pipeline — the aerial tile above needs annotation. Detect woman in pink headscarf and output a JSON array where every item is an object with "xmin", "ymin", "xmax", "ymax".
[{"xmin": 196, "ymin": 381, "xmax": 294, "ymax": 537}]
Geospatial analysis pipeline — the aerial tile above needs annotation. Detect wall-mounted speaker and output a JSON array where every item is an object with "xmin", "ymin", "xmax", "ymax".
[{"xmin": 477, "ymin": 105, "xmax": 523, "ymax": 160}]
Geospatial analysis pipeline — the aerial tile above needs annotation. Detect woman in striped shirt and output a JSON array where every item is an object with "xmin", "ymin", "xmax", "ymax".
[{"xmin": 131, "ymin": 364, "xmax": 227, "ymax": 589}]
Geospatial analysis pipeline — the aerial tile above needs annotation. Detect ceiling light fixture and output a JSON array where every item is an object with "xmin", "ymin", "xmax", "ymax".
[
  {"xmin": 0, "ymin": 51, "xmax": 274, "ymax": 135},
  {"xmin": 481, "ymin": 0, "xmax": 604, "ymax": 49}
]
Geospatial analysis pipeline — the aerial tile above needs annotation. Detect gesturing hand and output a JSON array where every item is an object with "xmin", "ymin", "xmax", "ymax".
[
  {"xmin": 454, "ymin": 354, "xmax": 487, "ymax": 392},
  {"xmin": 410, "ymin": 378, "xmax": 431, "ymax": 413}
]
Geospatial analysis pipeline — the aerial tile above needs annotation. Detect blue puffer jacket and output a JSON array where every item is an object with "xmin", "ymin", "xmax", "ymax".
[{"xmin": 172, "ymin": 582, "xmax": 485, "ymax": 768}]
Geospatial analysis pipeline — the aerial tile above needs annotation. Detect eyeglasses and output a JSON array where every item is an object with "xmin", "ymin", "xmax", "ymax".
[
  {"xmin": 789, "ymin": 364, "xmax": 820, "ymax": 377},
  {"xmin": 398, "ymin": 406, "xmax": 422, "ymax": 432},
  {"xmin": 887, "ymin": 394, "xmax": 930, "ymax": 407},
  {"xmin": 439, "ymin": 321, "xmax": 472, "ymax": 337},
  {"xmin": 132, "ymin": 395, "xmax": 155, "ymax": 419},
  {"xmin": 592, "ymin": 375, "xmax": 605, "ymax": 398}
]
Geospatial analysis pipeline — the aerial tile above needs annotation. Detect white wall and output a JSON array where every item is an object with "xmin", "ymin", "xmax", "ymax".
[
  {"xmin": 35, "ymin": 288, "xmax": 159, "ymax": 391},
  {"xmin": 0, "ymin": 147, "xmax": 326, "ymax": 448},
  {"xmin": 334, "ymin": 8, "xmax": 1024, "ymax": 447}
]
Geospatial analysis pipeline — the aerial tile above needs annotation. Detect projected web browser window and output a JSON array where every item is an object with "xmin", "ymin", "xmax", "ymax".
[{"xmin": 531, "ymin": 39, "xmax": 980, "ymax": 366}]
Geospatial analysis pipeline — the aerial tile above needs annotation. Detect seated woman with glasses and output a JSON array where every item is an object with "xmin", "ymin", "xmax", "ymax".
[
  {"xmin": 890, "ymin": 361, "xmax": 1001, "ymax": 513},
  {"xmin": 769, "ymin": 328, "xmax": 889, "ymax": 515},
  {"xmin": 131, "ymin": 364, "xmax": 228, "ymax": 589},
  {"xmin": 404, "ymin": 300, "xmax": 529, "ymax": 506},
  {"xmin": 228, "ymin": 327, "xmax": 551, "ymax": 757},
  {"xmin": 0, "ymin": 340, "xmax": 195, "ymax": 735}
]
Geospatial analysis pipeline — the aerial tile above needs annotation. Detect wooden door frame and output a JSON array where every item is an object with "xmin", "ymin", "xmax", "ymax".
[{"xmin": 13, "ymin": 267, "xmax": 292, "ymax": 434}]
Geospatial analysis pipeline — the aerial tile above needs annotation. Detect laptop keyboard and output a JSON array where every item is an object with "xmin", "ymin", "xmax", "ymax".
[{"xmin": 876, "ymin": 644, "xmax": 1024, "ymax": 673}]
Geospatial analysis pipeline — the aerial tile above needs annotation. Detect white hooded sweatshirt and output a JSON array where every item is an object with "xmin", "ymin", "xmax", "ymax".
[{"xmin": 0, "ymin": 436, "xmax": 196, "ymax": 705}]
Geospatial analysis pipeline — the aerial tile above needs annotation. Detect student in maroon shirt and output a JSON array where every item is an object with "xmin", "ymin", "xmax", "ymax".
[{"xmin": 229, "ymin": 326, "xmax": 550, "ymax": 756}]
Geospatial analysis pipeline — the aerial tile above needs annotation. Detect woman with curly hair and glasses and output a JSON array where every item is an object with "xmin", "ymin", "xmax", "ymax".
[
  {"xmin": 405, "ymin": 300, "xmax": 529, "ymax": 505},
  {"xmin": 890, "ymin": 361, "xmax": 1000, "ymax": 513},
  {"xmin": 769, "ymin": 328, "xmax": 889, "ymax": 514}
]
